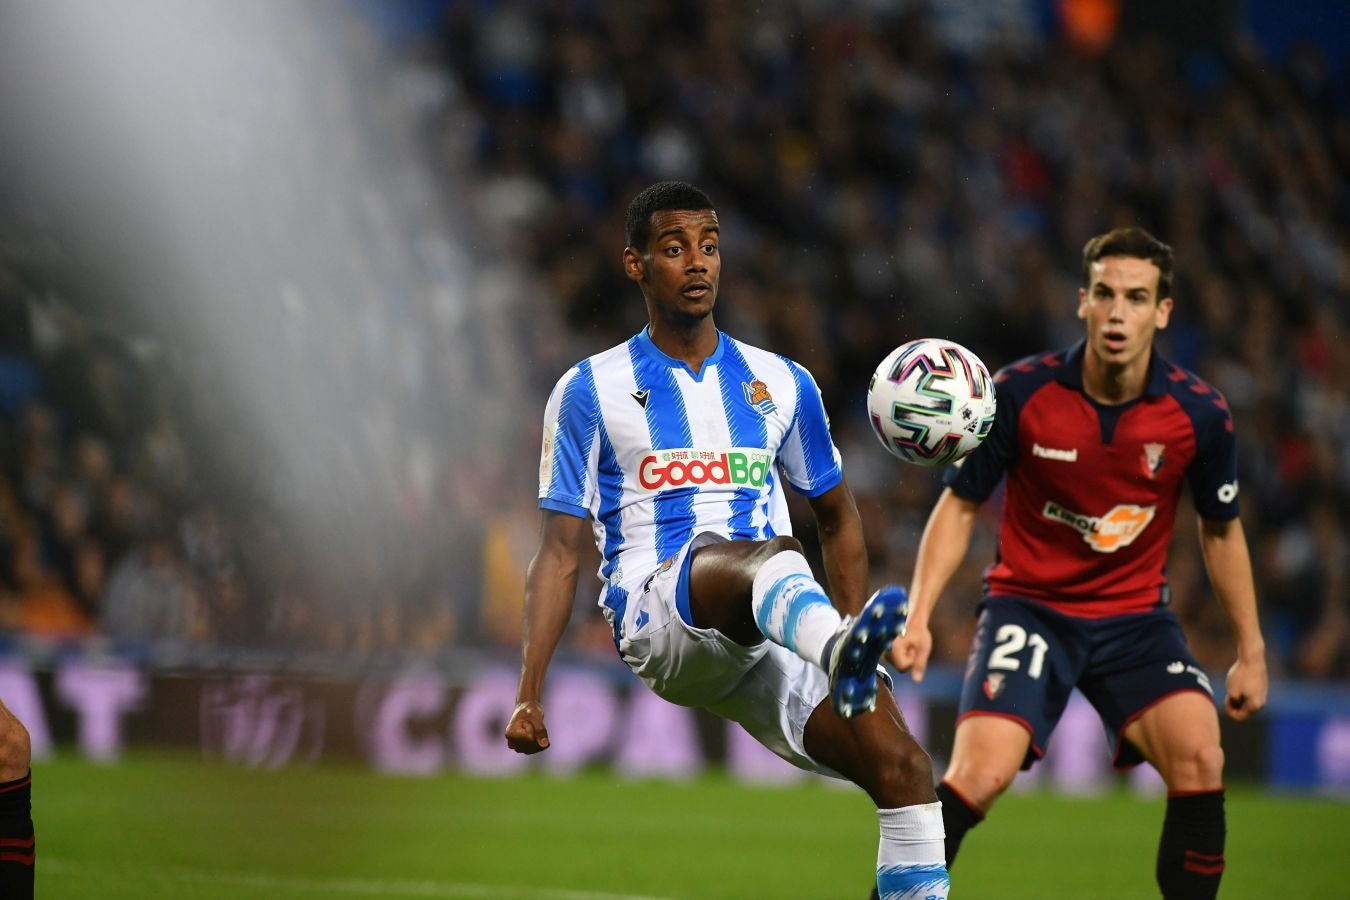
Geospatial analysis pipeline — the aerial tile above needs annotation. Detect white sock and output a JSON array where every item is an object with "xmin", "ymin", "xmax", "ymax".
[
  {"xmin": 750, "ymin": 550, "xmax": 841, "ymax": 668},
  {"xmin": 876, "ymin": 802, "xmax": 949, "ymax": 900}
]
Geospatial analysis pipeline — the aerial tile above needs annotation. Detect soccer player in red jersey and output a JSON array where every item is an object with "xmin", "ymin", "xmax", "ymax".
[{"xmin": 890, "ymin": 227, "xmax": 1268, "ymax": 900}]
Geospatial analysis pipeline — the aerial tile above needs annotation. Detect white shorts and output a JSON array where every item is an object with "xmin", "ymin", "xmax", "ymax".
[{"xmin": 613, "ymin": 533, "xmax": 840, "ymax": 778}]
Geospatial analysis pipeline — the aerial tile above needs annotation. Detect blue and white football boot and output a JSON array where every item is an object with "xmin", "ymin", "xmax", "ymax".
[{"xmin": 827, "ymin": 585, "xmax": 909, "ymax": 718}]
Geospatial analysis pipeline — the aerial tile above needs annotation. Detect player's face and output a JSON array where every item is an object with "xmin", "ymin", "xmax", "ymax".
[
  {"xmin": 624, "ymin": 209, "xmax": 720, "ymax": 325},
  {"xmin": 1077, "ymin": 255, "xmax": 1172, "ymax": 368}
]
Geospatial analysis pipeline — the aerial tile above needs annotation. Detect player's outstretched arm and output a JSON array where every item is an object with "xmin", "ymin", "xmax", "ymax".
[
  {"xmin": 890, "ymin": 488, "xmax": 981, "ymax": 682},
  {"xmin": 505, "ymin": 510, "xmax": 590, "ymax": 754},
  {"xmin": 1197, "ymin": 515, "xmax": 1268, "ymax": 722}
]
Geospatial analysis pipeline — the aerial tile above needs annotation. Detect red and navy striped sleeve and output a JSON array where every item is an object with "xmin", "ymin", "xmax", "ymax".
[{"xmin": 1165, "ymin": 363, "xmax": 1241, "ymax": 521}]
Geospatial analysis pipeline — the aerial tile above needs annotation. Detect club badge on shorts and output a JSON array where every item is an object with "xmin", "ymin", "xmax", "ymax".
[{"xmin": 983, "ymin": 672, "xmax": 1006, "ymax": 700}]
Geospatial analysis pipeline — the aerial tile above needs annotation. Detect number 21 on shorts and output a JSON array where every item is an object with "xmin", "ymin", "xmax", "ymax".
[{"xmin": 988, "ymin": 624, "xmax": 1049, "ymax": 679}]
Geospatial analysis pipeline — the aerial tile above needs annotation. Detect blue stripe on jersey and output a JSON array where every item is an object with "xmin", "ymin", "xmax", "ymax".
[
  {"xmin": 593, "ymin": 392, "xmax": 630, "ymax": 638},
  {"xmin": 629, "ymin": 339, "xmax": 696, "ymax": 562},
  {"xmin": 717, "ymin": 341, "xmax": 769, "ymax": 539},
  {"xmin": 786, "ymin": 358, "xmax": 836, "ymax": 493},
  {"xmin": 549, "ymin": 362, "xmax": 598, "ymax": 506},
  {"xmin": 594, "ymin": 406, "xmax": 626, "ymax": 567}
]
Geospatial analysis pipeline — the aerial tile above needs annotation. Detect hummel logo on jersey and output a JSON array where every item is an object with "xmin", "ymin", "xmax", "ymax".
[
  {"xmin": 631, "ymin": 389, "xmax": 650, "ymax": 408},
  {"xmin": 1042, "ymin": 501, "xmax": 1156, "ymax": 553},
  {"xmin": 1167, "ymin": 661, "xmax": 1185, "ymax": 674},
  {"xmin": 633, "ymin": 609, "xmax": 650, "ymax": 632},
  {"xmin": 1032, "ymin": 443, "xmax": 1078, "ymax": 462}
]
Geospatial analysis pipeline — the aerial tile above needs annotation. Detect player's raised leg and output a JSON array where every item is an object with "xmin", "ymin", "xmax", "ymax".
[
  {"xmin": 0, "ymin": 699, "xmax": 33, "ymax": 899},
  {"xmin": 690, "ymin": 536, "xmax": 908, "ymax": 717},
  {"xmin": 1124, "ymin": 693, "xmax": 1226, "ymax": 900},
  {"xmin": 686, "ymin": 537, "xmax": 946, "ymax": 897}
]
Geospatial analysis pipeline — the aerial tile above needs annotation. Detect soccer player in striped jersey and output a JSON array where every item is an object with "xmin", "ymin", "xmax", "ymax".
[
  {"xmin": 505, "ymin": 182, "xmax": 949, "ymax": 900},
  {"xmin": 890, "ymin": 227, "xmax": 1268, "ymax": 900}
]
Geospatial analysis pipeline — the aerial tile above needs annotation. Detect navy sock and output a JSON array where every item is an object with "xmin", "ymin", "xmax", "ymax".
[
  {"xmin": 0, "ymin": 772, "xmax": 33, "ymax": 899},
  {"xmin": 1157, "ymin": 790, "xmax": 1225, "ymax": 900},
  {"xmin": 936, "ymin": 780, "xmax": 983, "ymax": 869}
]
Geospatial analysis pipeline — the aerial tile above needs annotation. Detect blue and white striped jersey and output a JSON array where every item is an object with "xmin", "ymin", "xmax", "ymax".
[{"xmin": 538, "ymin": 327, "xmax": 844, "ymax": 628}]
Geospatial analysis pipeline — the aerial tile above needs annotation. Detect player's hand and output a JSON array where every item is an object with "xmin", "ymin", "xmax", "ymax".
[
  {"xmin": 505, "ymin": 700, "xmax": 550, "ymax": 753},
  {"xmin": 889, "ymin": 624, "xmax": 933, "ymax": 683},
  {"xmin": 1223, "ymin": 655, "xmax": 1268, "ymax": 722}
]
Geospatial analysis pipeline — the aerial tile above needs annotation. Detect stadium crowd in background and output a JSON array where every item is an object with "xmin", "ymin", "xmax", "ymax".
[{"xmin": 0, "ymin": 1, "xmax": 1346, "ymax": 684}]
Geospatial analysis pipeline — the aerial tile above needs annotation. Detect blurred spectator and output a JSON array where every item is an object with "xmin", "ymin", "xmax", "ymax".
[
  {"xmin": 8, "ymin": 530, "xmax": 94, "ymax": 640},
  {"xmin": 100, "ymin": 531, "xmax": 200, "ymax": 645}
]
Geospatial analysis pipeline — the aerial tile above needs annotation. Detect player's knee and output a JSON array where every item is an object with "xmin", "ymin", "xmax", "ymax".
[
  {"xmin": 1170, "ymin": 742, "xmax": 1224, "ymax": 788},
  {"xmin": 947, "ymin": 758, "xmax": 1016, "ymax": 808},
  {"xmin": 759, "ymin": 535, "xmax": 804, "ymax": 560},
  {"xmin": 1155, "ymin": 744, "xmax": 1220, "ymax": 793}
]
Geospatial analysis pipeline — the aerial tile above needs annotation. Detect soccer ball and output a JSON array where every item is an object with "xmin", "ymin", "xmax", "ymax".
[{"xmin": 866, "ymin": 338, "xmax": 997, "ymax": 467}]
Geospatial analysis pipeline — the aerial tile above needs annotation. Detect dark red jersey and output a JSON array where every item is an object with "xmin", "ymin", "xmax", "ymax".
[{"xmin": 944, "ymin": 341, "xmax": 1240, "ymax": 618}]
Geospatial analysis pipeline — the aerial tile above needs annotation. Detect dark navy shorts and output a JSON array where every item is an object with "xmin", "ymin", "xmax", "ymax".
[{"xmin": 958, "ymin": 594, "xmax": 1216, "ymax": 770}]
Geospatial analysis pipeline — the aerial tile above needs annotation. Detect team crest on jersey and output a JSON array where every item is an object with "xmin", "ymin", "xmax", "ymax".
[
  {"xmin": 1142, "ymin": 443, "xmax": 1166, "ymax": 478},
  {"xmin": 983, "ymin": 672, "xmax": 1006, "ymax": 700},
  {"xmin": 742, "ymin": 380, "xmax": 777, "ymax": 415}
]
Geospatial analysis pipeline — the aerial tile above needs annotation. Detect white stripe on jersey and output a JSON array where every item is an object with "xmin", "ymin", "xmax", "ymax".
[{"xmin": 538, "ymin": 328, "xmax": 844, "ymax": 613}]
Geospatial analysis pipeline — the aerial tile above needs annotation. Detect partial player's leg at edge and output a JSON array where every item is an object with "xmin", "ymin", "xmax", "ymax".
[{"xmin": 0, "ymin": 698, "xmax": 34, "ymax": 899}]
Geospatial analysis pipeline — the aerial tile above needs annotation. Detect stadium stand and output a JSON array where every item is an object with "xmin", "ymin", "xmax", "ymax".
[{"xmin": 0, "ymin": 0, "xmax": 1346, "ymax": 686}]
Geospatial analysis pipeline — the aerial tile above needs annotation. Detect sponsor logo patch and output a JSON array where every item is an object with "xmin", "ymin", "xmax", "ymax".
[
  {"xmin": 637, "ymin": 448, "xmax": 773, "ymax": 492},
  {"xmin": 1042, "ymin": 501, "xmax": 1156, "ymax": 553},
  {"xmin": 539, "ymin": 423, "xmax": 557, "ymax": 490}
]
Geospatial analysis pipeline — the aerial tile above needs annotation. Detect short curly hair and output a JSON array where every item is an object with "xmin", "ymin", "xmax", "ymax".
[{"xmin": 625, "ymin": 181, "xmax": 716, "ymax": 250}]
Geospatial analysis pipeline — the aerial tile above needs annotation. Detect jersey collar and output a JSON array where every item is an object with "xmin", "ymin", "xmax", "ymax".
[
  {"xmin": 635, "ymin": 326, "xmax": 725, "ymax": 381},
  {"xmin": 1056, "ymin": 339, "xmax": 1171, "ymax": 398}
]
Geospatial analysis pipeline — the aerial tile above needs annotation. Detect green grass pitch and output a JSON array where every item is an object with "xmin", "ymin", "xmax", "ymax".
[{"xmin": 34, "ymin": 751, "xmax": 1347, "ymax": 898}]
